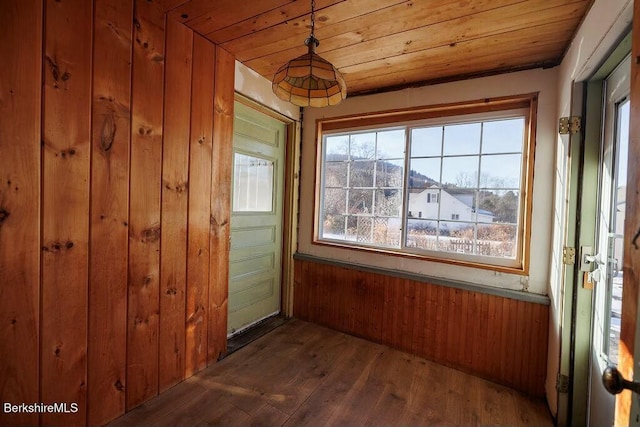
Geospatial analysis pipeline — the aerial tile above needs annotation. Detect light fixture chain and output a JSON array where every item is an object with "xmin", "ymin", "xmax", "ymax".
[{"xmin": 310, "ymin": 0, "xmax": 316, "ymax": 39}]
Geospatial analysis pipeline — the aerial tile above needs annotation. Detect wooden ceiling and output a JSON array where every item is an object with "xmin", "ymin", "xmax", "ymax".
[{"xmin": 158, "ymin": 0, "xmax": 593, "ymax": 96}]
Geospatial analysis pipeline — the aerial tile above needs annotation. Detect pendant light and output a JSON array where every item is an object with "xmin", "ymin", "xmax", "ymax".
[{"xmin": 272, "ymin": 0, "xmax": 347, "ymax": 107}]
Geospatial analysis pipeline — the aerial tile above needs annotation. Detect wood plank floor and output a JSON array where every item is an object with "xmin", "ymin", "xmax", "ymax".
[{"xmin": 108, "ymin": 319, "xmax": 553, "ymax": 426}]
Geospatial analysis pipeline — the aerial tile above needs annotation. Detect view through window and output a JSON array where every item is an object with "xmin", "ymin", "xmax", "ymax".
[{"xmin": 316, "ymin": 97, "xmax": 534, "ymax": 271}]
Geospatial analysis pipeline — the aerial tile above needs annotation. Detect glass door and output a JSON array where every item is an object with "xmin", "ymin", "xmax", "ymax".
[{"xmin": 588, "ymin": 54, "xmax": 630, "ymax": 426}]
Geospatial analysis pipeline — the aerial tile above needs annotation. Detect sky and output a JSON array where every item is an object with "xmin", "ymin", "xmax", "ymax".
[
  {"xmin": 324, "ymin": 117, "xmax": 526, "ymax": 190},
  {"xmin": 616, "ymin": 99, "xmax": 629, "ymax": 187}
]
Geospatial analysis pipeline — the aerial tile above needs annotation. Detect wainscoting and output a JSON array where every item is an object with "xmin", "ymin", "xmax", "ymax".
[{"xmin": 293, "ymin": 255, "xmax": 549, "ymax": 397}]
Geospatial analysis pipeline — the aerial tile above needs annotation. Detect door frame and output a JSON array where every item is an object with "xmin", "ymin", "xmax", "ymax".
[
  {"xmin": 558, "ymin": 31, "xmax": 633, "ymax": 426},
  {"xmin": 233, "ymin": 93, "xmax": 300, "ymax": 320}
]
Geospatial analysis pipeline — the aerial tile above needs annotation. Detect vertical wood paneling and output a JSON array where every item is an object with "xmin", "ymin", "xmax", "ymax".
[
  {"xmin": 401, "ymin": 280, "xmax": 413, "ymax": 353},
  {"xmin": 459, "ymin": 289, "xmax": 470, "ymax": 367},
  {"xmin": 534, "ymin": 303, "xmax": 548, "ymax": 395},
  {"xmin": 498, "ymin": 296, "xmax": 510, "ymax": 387},
  {"xmin": 480, "ymin": 294, "xmax": 490, "ymax": 371},
  {"xmin": 41, "ymin": 0, "xmax": 92, "ymax": 424},
  {"xmin": 486, "ymin": 294, "xmax": 501, "ymax": 380},
  {"xmin": 370, "ymin": 274, "xmax": 384, "ymax": 342},
  {"xmin": 127, "ymin": 0, "xmax": 165, "ymax": 409},
  {"xmin": 185, "ymin": 34, "xmax": 215, "ymax": 377},
  {"xmin": 159, "ymin": 18, "xmax": 193, "ymax": 392},
  {"xmin": 294, "ymin": 258, "xmax": 549, "ymax": 397},
  {"xmin": 445, "ymin": 289, "xmax": 458, "ymax": 364},
  {"xmin": 517, "ymin": 300, "xmax": 533, "ymax": 391},
  {"xmin": 423, "ymin": 283, "xmax": 435, "ymax": 360},
  {"xmin": 383, "ymin": 276, "xmax": 395, "ymax": 347},
  {"xmin": 412, "ymin": 281, "xmax": 425, "ymax": 355},
  {"xmin": 507, "ymin": 299, "xmax": 520, "ymax": 388},
  {"xmin": 435, "ymin": 286, "xmax": 446, "ymax": 361},
  {"xmin": 88, "ymin": 0, "xmax": 133, "ymax": 424},
  {"xmin": 0, "ymin": 1, "xmax": 42, "ymax": 426},
  {"xmin": 208, "ymin": 46, "xmax": 234, "ymax": 363},
  {"xmin": 4, "ymin": 5, "xmax": 236, "ymax": 423}
]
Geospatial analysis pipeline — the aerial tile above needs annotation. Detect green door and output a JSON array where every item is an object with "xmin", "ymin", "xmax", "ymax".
[{"xmin": 228, "ymin": 101, "xmax": 286, "ymax": 335}]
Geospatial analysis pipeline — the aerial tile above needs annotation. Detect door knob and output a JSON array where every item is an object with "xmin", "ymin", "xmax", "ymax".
[{"xmin": 602, "ymin": 365, "xmax": 640, "ymax": 395}]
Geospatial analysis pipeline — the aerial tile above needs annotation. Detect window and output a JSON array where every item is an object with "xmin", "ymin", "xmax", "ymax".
[
  {"xmin": 315, "ymin": 94, "xmax": 536, "ymax": 272},
  {"xmin": 233, "ymin": 153, "xmax": 274, "ymax": 212}
]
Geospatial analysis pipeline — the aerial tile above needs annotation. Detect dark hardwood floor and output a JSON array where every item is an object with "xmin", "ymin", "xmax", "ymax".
[{"xmin": 108, "ymin": 319, "xmax": 553, "ymax": 426}]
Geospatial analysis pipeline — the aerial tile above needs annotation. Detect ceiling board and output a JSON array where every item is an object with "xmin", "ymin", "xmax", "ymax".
[
  {"xmin": 205, "ymin": 0, "xmax": 346, "ymax": 43},
  {"xmin": 178, "ymin": 0, "xmax": 299, "ymax": 34},
  {"xmin": 348, "ymin": 44, "xmax": 566, "ymax": 94},
  {"xmin": 161, "ymin": 0, "xmax": 593, "ymax": 96},
  {"xmin": 220, "ymin": 0, "xmax": 408, "ymax": 60}
]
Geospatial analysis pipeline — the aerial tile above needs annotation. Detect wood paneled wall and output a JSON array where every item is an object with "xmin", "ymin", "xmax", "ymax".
[
  {"xmin": 0, "ymin": 1, "xmax": 42, "ymax": 427},
  {"xmin": 294, "ymin": 257, "xmax": 549, "ymax": 397},
  {"xmin": 0, "ymin": 1, "xmax": 234, "ymax": 425}
]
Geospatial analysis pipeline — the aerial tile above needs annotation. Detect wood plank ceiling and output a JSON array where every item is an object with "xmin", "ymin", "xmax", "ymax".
[{"xmin": 158, "ymin": 0, "xmax": 593, "ymax": 96}]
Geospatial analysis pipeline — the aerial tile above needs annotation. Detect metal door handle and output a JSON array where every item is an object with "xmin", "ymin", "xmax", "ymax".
[{"xmin": 602, "ymin": 365, "xmax": 640, "ymax": 394}]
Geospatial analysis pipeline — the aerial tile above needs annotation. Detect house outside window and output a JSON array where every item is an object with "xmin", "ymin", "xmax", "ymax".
[{"xmin": 315, "ymin": 94, "xmax": 536, "ymax": 272}]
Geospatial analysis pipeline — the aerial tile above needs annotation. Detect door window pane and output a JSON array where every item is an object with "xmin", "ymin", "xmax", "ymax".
[
  {"xmin": 233, "ymin": 153, "xmax": 274, "ymax": 212},
  {"xmin": 606, "ymin": 98, "xmax": 629, "ymax": 364}
]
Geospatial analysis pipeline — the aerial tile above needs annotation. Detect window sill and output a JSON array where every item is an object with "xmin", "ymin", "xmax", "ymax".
[{"xmin": 311, "ymin": 238, "xmax": 528, "ymax": 276}]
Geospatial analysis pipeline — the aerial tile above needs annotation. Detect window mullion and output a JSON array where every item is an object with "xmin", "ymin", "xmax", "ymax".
[
  {"xmin": 474, "ymin": 123, "xmax": 483, "ymax": 254},
  {"xmin": 437, "ymin": 125, "xmax": 445, "ymax": 250},
  {"xmin": 345, "ymin": 136, "xmax": 352, "ymax": 239},
  {"xmin": 371, "ymin": 132, "xmax": 377, "ymax": 244},
  {"xmin": 401, "ymin": 128, "xmax": 410, "ymax": 249}
]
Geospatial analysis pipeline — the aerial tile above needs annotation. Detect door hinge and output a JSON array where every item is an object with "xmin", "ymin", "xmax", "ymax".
[
  {"xmin": 559, "ymin": 116, "xmax": 581, "ymax": 134},
  {"xmin": 563, "ymin": 247, "xmax": 576, "ymax": 265},
  {"xmin": 557, "ymin": 374, "xmax": 570, "ymax": 393}
]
